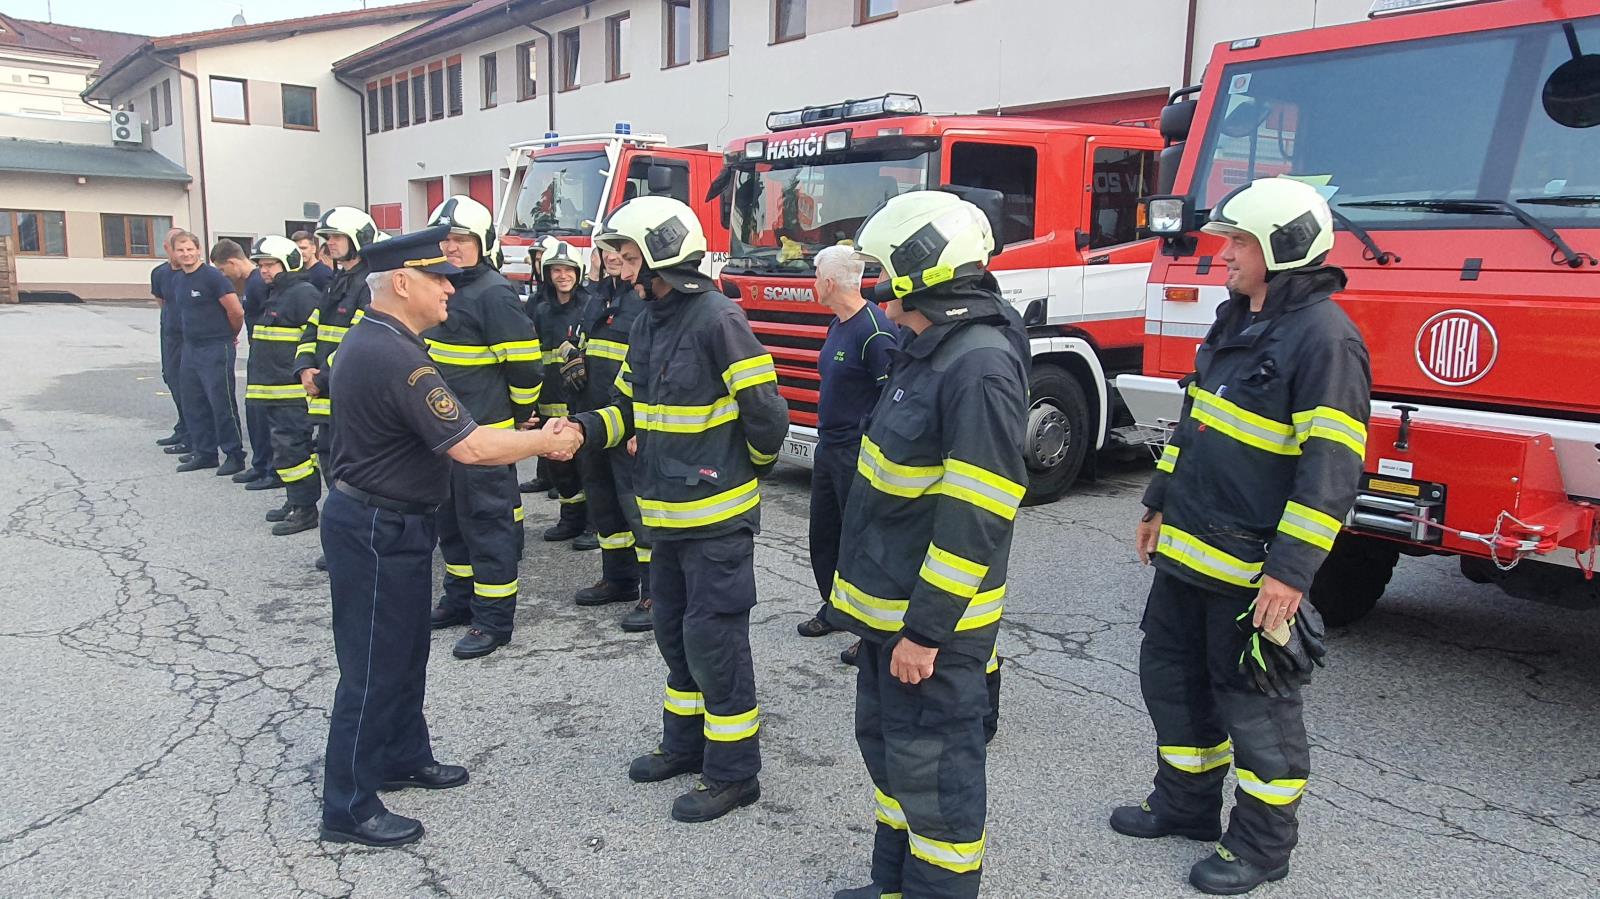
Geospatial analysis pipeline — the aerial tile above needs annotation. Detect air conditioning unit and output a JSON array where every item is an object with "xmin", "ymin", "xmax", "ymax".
[
  {"xmin": 111, "ymin": 109, "xmax": 137, "ymax": 144},
  {"xmin": 303, "ymin": 202, "xmax": 322, "ymax": 220}
]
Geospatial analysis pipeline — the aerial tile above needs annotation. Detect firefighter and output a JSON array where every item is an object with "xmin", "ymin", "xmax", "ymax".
[
  {"xmin": 825, "ymin": 191, "xmax": 1028, "ymax": 899},
  {"xmin": 422, "ymin": 196, "xmax": 544, "ymax": 660},
  {"xmin": 570, "ymin": 245, "xmax": 655, "ymax": 631},
  {"xmin": 561, "ymin": 196, "xmax": 788, "ymax": 823},
  {"xmin": 530, "ymin": 239, "xmax": 593, "ymax": 546},
  {"xmin": 520, "ymin": 235, "xmax": 562, "ymax": 497},
  {"xmin": 209, "ymin": 239, "xmax": 277, "ymax": 488},
  {"xmin": 245, "ymin": 236, "xmax": 324, "ymax": 535},
  {"xmin": 1113, "ymin": 177, "xmax": 1369, "ymax": 895}
]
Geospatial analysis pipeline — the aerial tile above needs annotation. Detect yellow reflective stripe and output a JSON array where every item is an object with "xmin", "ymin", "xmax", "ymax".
[
  {"xmin": 317, "ymin": 324, "xmax": 350, "ymax": 343},
  {"xmin": 306, "ymin": 308, "xmax": 321, "ymax": 325},
  {"xmin": 351, "ymin": 308, "xmax": 366, "ymax": 325},
  {"xmin": 908, "ymin": 829, "xmax": 986, "ymax": 874},
  {"xmin": 295, "ymin": 342, "xmax": 318, "ymax": 357},
  {"xmin": 985, "ymin": 646, "xmax": 1000, "ymax": 674},
  {"xmin": 598, "ymin": 531, "xmax": 636, "ymax": 550},
  {"xmin": 1236, "ymin": 768, "xmax": 1306, "ymax": 806},
  {"xmin": 1155, "ymin": 524, "xmax": 1263, "ymax": 589},
  {"xmin": 244, "ymin": 384, "xmax": 307, "ymax": 401},
  {"xmin": 723, "ymin": 354, "xmax": 777, "ymax": 395},
  {"xmin": 635, "ymin": 545, "xmax": 653, "ymax": 563},
  {"xmin": 703, "ymin": 706, "xmax": 760, "ymax": 742},
  {"xmin": 276, "ymin": 455, "xmax": 317, "ymax": 484},
  {"xmin": 585, "ymin": 338, "xmax": 628, "ymax": 361},
  {"xmin": 307, "ymin": 397, "xmax": 331, "ymax": 416},
  {"xmin": 510, "ymin": 383, "xmax": 541, "ymax": 404},
  {"xmin": 252, "ymin": 325, "xmax": 303, "ymax": 341},
  {"xmin": 599, "ymin": 406, "xmax": 625, "ymax": 448},
  {"xmin": 615, "ymin": 367, "xmax": 635, "ymax": 398},
  {"xmin": 1159, "ymin": 740, "xmax": 1233, "ymax": 774},
  {"xmin": 941, "ymin": 456, "xmax": 1025, "ymax": 521},
  {"xmin": 749, "ymin": 443, "xmax": 778, "ymax": 466},
  {"xmin": 538, "ymin": 403, "xmax": 571, "ymax": 418},
  {"xmin": 1278, "ymin": 501, "xmax": 1342, "ymax": 552},
  {"xmin": 664, "ymin": 686, "xmax": 705, "ymax": 717},
  {"xmin": 445, "ymin": 562, "xmax": 474, "ymax": 579},
  {"xmin": 918, "ymin": 544, "xmax": 988, "ymax": 600},
  {"xmin": 956, "ymin": 585, "xmax": 1005, "ymax": 632},
  {"xmin": 1189, "ymin": 386, "xmax": 1299, "ymax": 456},
  {"xmin": 541, "ymin": 349, "xmax": 564, "ymax": 365},
  {"xmin": 1156, "ymin": 443, "xmax": 1180, "ymax": 474},
  {"xmin": 875, "ymin": 788, "xmax": 907, "ymax": 831},
  {"xmin": 830, "ymin": 574, "xmax": 1004, "ymax": 633},
  {"xmin": 483, "ymin": 418, "xmax": 515, "ymax": 429},
  {"xmin": 635, "ymin": 396, "xmax": 739, "ymax": 434},
  {"xmin": 514, "ymin": 506, "xmax": 525, "ymax": 522},
  {"xmin": 638, "ymin": 478, "xmax": 759, "ymax": 529},
  {"xmin": 857, "ymin": 435, "xmax": 943, "ymax": 498},
  {"xmin": 473, "ymin": 579, "xmax": 519, "ymax": 599},
  {"xmin": 558, "ymin": 491, "xmax": 586, "ymax": 505},
  {"xmin": 426, "ymin": 340, "xmax": 499, "ymax": 366},
  {"xmin": 492, "ymin": 339, "xmax": 542, "ymax": 363},
  {"xmin": 1293, "ymin": 406, "xmax": 1367, "ymax": 458}
]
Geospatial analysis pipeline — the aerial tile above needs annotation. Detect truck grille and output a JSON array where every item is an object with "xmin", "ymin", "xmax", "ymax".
[{"xmin": 741, "ymin": 304, "xmax": 832, "ymax": 424}]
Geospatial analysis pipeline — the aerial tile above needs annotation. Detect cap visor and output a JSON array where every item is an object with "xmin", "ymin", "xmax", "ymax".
[
  {"xmin": 657, "ymin": 267, "xmax": 711, "ymax": 293},
  {"xmin": 417, "ymin": 260, "xmax": 462, "ymax": 275},
  {"xmin": 1200, "ymin": 221, "xmax": 1246, "ymax": 237}
]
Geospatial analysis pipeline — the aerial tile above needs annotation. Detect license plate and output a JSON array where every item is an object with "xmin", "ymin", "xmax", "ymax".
[{"xmin": 782, "ymin": 437, "xmax": 814, "ymax": 462}]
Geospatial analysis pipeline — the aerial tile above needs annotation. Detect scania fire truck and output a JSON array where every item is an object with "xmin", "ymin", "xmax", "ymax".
[
  {"xmin": 1117, "ymin": 0, "xmax": 1600, "ymax": 623},
  {"xmin": 497, "ymin": 127, "xmax": 727, "ymax": 286},
  {"xmin": 719, "ymin": 94, "xmax": 1165, "ymax": 502}
]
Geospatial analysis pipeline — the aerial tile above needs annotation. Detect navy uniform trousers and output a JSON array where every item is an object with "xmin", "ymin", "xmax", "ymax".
[
  {"xmin": 265, "ymin": 404, "xmax": 319, "ymax": 507},
  {"xmin": 245, "ymin": 396, "xmax": 275, "ymax": 475},
  {"xmin": 580, "ymin": 446, "xmax": 651, "ymax": 591},
  {"xmin": 160, "ymin": 329, "xmax": 188, "ymax": 442},
  {"xmin": 321, "ymin": 489, "xmax": 437, "ymax": 828},
  {"xmin": 178, "ymin": 338, "xmax": 244, "ymax": 462},
  {"xmin": 653, "ymin": 530, "xmax": 760, "ymax": 783},
  {"xmin": 435, "ymin": 462, "xmax": 523, "ymax": 639},
  {"xmin": 1139, "ymin": 569, "xmax": 1310, "ymax": 870}
]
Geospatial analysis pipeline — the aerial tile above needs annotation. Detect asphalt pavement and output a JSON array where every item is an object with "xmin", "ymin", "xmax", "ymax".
[{"xmin": 2, "ymin": 302, "xmax": 1598, "ymax": 898}]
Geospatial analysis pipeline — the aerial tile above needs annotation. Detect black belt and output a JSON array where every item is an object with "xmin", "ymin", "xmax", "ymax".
[{"xmin": 334, "ymin": 480, "xmax": 436, "ymax": 515}]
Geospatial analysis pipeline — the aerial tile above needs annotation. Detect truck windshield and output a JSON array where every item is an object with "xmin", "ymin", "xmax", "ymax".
[
  {"xmin": 1191, "ymin": 16, "xmax": 1600, "ymax": 230},
  {"xmin": 729, "ymin": 150, "xmax": 932, "ymax": 272},
  {"xmin": 509, "ymin": 151, "xmax": 607, "ymax": 237}
]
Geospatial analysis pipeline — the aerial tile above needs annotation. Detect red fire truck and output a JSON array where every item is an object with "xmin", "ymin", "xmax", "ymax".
[
  {"xmin": 719, "ymin": 94, "xmax": 1165, "ymax": 502},
  {"xmin": 497, "ymin": 127, "xmax": 727, "ymax": 286},
  {"xmin": 1117, "ymin": 0, "xmax": 1600, "ymax": 623}
]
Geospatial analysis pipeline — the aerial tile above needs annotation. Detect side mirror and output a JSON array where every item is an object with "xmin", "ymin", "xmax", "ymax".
[
  {"xmin": 647, "ymin": 164, "xmax": 676, "ymax": 195},
  {"xmin": 1159, "ymin": 98, "xmax": 1198, "ymax": 144},
  {"xmin": 1074, "ymin": 230, "xmax": 1093, "ymax": 251},
  {"xmin": 1545, "ymin": 25, "xmax": 1600, "ymax": 128},
  {"xmin": 940, "ymin": 184, "xmax": 1008, "ymax": 256}
]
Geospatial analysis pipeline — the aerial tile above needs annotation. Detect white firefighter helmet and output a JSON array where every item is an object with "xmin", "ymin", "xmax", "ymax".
[
  {"xmin": 249, "ymin": 235, "xmax": 304, "ymax": 272},
  {"xmin": 1202, "ymin": 177, "xmax": 1335, "ymax": 271},
  {"xmin": 315, "ymin": 206, "xmax": 378, "ymax": 260},
  {"xmin": 593, "ymin": 196, "xmax": 707, "ymax": 271},
  {"xmin": 428, "ymin": 195, "xmax": 498, "ymax": 260},
  {"xmin": 541, "ymin": 240, "xmax": 583, "ymax": 274},
  {"xmin": 854, "ymin": 190, "xmax": 994, "ymax": 299}
]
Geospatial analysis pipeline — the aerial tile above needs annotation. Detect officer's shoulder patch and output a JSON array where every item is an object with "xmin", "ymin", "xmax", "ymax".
[
  {"xmin": 407, "ymin": 365, "xmax": 439, "ymax": 386},
  {"xmin": 425, "ymin": 386, "xmax": 459, "ymax": 421}
]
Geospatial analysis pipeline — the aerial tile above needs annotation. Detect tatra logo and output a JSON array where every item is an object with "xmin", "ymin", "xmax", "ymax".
[
  {"xmin": 762, "ymin": 286, "xmax": 815, "ymax": 303},
  {"xmin": 1415, "ymin": 309, "xmax": 1498, "ymax": 387},
  {"xmin": 766, "ymin": 133, "xmax": 827, "ymax": 161},
  {"xmin": 426, "ymin": 386, "xmax": 460, "ymax": 421}
]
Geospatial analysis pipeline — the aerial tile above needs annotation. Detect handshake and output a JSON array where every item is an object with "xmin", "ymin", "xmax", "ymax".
[{"xmin": 519, "ymin": 416, "xmax": 584, "ymax": 461}]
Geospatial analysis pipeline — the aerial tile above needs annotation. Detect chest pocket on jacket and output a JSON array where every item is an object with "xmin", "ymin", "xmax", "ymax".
[
  {"xmin": 1217, "ymin": 355, "xmax": 1289, "ymax": 427},
  {"xmin": 660, "ymin": 356, "xmax": 710, "ymax": 401},
  {"xmin": 871, "ymin": 390, "xmax": 939, "ymax": 467}
]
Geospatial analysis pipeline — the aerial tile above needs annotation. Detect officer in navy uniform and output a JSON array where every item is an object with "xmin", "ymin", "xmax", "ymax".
[
  {"xmin": 152, "ymin": 228, "xmax": 189, "ymax": 453},
  {"xmin": 170, "ymin": 230, "xmax": 247, "ymax": 477},
  {"xmin": 318, "ymin": 227, "xmax": 581, "ymax": 848}
]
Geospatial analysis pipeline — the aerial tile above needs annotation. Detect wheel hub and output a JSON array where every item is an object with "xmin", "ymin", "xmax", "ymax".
[{"xmin": 1026, "ymin": 402, "xmax": 1069, "ymax": 470}]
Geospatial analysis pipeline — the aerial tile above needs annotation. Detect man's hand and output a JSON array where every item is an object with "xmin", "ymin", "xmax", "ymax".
[
  {"xmin": 1136, "ymin": 509, "xmax": 1163, "ymax": 564},
  {"xmin": 541, "ymin": 417, "xmax": 582, "ymax": 461},
  {"xmin": 1252, "ymin": 575, "xmax": 1303, "ymax": 633},
  {"xmin": 889, "ymin": 636, "xmax": 938, "ymax": 685},
  {"xmin": 300, "ymin": 368, "xmax": 320, "ymax": 397},
  {"xmin": 627, "ymin": 435, "xmax": 638, "ymax": 457},
  {"xmin": 517, "ymin": 415, "xmax": 542, "ymax": 431}
]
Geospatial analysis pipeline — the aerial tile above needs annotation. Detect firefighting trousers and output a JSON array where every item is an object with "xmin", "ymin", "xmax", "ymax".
[
  {"xmin": 436, "ymin": 461, "xmax": 523, "ymax": 639},
  {"xmin": 313, "ymin": 421, "xmax": 333, "ymax": 488},
  {"xmin": 652, "ymin": 530, "xmax": 760, "ymax": 783},
  {"xmin": 320, "ymin": 489, "xmax": 436, "ymax": 828},
  {"xmin": 579, "ymin": 447, "xmax": 651, "ymax": 589},
  {"xmin": 1138, "ymin": 569, "xmax": 1310, "ymax": 869},
  {"xmin": 263, "ymin": 403, "xmax": 320, "ymax": 508},
  {"xmin": 245, "ymin": 400, "xmax": 274, "ymax": 475},
  {"xmin": 549, "ymin": 457, "xmax": 588, "ymax": 530},
  {"xmin": 160, "ymin": 329, "xmax": 187, "ymax": 440},
  {"xmin": 808, "ymin": 440, "xmax": 856, "ymax": 620},
  {"xmin": 178, "ymin": 338, "xmax": 243, "ymax": 462},
  {"xmin": 856, "ymin": 637, "xmax": 990, "ymax": 899}
]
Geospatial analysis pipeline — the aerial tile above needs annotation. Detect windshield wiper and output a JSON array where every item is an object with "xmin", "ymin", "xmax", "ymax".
[
  {"xmin": 1338, "ymin": 198, "xmax": 1597, "ymax": 268},
  {"xmin": 1328, "ymin": 208, "xmax": 1399, "ymax": 265},
  {"xmin": 1516, "ymin": 194, "xmax": 1600, "ymax": 208}
]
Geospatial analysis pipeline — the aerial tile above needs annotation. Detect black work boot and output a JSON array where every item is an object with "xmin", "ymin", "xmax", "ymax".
[
  {"xmin": 627, "ymin": 744, "xmax": 700, "ymax": 783},
  {"xmin": 1109, "ymin": 801, "xmax": 1222, "ymax": 842},
  {"xmin": 245, "ymin": 474, "xmax": 283, "ymax": 491},
  {"xmin": 314, "ymin": 554, "xmax": 327, "ymax": 572},
  {"xmin": 518, "ymin": 476, "xmax": 551, "ymax": 494},
  {"xmin": 574, "ymin": 579, "xmax": 639, "ymax": 607},
  {"xmin": 452, "ymin": 628, "xmax": 509, "ymax": 659},
  {"xmin": 215, "ymin": 456, "xmax": 246, "ymax": 477},
  {"xmin": 670, "ymin": 776, "xmax": 761, "ymax": 823},
  {"xmin": 833, "ymin": 885, "xmax": 897, "ymax": 899},
  {"xmin": 156, "ymin": 433, "xmax": 184, "ymax": 447},
  {"xmin": 271, "ymin": 505, "xmax": 318, "ymax": 536},
  {"xmin": 176, "ymin": 455, "xmax": 218, "ymax": 472},
  {"xmin": 430, "ymin": 604, "xmax": 470, "ymax": 630},
  {"xmin": 620, "ymin": 596, "xmax": 654, "ymax": 633},
  {"xmin": 163, "ymin": 443, "xmax": 191, "ymax": 455},
  {"xmin": 318, "ymin": 811, "xmax": 423, "ymax": 848},
  {"xmin": 543, "ymin": 519, "xmax": 584, "ymax": 542},
  {"xmin": 265, "ymin": 500, "xmax": 293, "ymax": 523},
  {"xmin": 572, "ymin": 530, "xmax": 600, "ymax": 551},
  {"xmin": 231, "ymin": 467, "xmax": 262, "ymax": 484},
  {"xmin": 1188, "ymin": 845, "xmax": 1289, "ymax": 895}
]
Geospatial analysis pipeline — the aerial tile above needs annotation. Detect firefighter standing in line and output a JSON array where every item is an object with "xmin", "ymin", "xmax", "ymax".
[
  {"xmin": 531, "ymin": 240, "xmax": 594, "ymax": 547},
  {"xmin": 210, "ymin": 239, "xmax": 278, "ymax": 489},
  {"xmin": 153, "ymin": 228, "xmax": 189, "ymax": 456},
  {"xmin": 560, "ymin": 196, "xmax": 788, "ymax": 823},
  {"xmin": 422, "ymin": 196, "xmax": 545, "ymax": 660},
  {"xmin": 825, "ymin": 192, "xmax": 1028, "ymax": 899},
  {"xmin": 1112, "ymin": 177, "xmax": 1369, "ymax": 895},
  {"xmin": 520, "ymin": 236, "xmax": 558, "ymax": 496},
  {"xmin": 244, "ymin": 236, "xmax": 325, "ymax": 536}
]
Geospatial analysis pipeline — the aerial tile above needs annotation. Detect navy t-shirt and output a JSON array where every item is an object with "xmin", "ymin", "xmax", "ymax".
[
  {"xmin": 176, "ymin": 264, "xmax": 238, "ymax": 342},
  {"xmin": 306, "ymin": 261, "xmax": 335, "ymax": 292},
  {"xmin": 817, "ymin": 302, "xmax": 899, "ymax": 447},
  {"xmin": 241, "ymin": 269, "xmax": 269, "ymax": 327},
  {"xmin": 152, "ymin": 263, "xmax": 183, "ymax": 334}
]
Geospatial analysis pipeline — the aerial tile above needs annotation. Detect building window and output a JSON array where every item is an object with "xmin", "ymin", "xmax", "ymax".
[
  {"xmin": 148, "ymin": 85, "xmax": 160, "ymax": 130},
  {"xmin": 1089, "ymin": 147, "xmax": 1158, "ymax": 248},
  {"xmin": 365, "ymin": 84, "xmax": 379, "ymax": 134},
  {"xmin": 480, "ymin": 52, "xmax": 498, "ymax": 108},
  {"xmin": 282, "ymin": 84, "xmax": 317, "ymax": 130},
  {"xmin": 948, "ymin": 142, "xmax": 1038, "ymax": 245},
  {"xmin": 447, "ymin": 60, "xmax": 463, "ymax": 116},
  {"xmin": 428, "ymin": 66, "xmax": 445, "ymax": 120},
  {"xmin": 101, "ymin": 213, "xmax": 173, "ymax": 258},
  {"xmin": 774, "ymin": 0, "xmax": 806, "ymax": 43},
  {"xmin": 4, "ymin": 210, "xmax": 68, "ymax": 256},
  {"xmin": 411, "ymin": 70, "xmax": 427, "ymax": 122},
  {"xmin": 558, "ymin": 29, "xmax": 581, "ymax": 91},
  {"xmin": 209, "ymin": 76, "xmax": 248, "ymax": 123},
  {"xmin": 396, "ymin": 78, "xmax": 410, "ymax": 127},
  {"xmin": 607, "ymin": 13, "xmax": 630, "ymax": 81},
  {"xmin": 857, "ymin": 0, "xmax": 897, "ymax": 24},
  {"xmin": 380, "ymin": 80, "xmax": 395, "ymax": 131},
  {"xmin": 160, "ymin": 79, "xmax": 172, "ymax": 126},
  {"xmin": 516, "ymin": 40, "xmax": 538, "ymax": 100},
  {"xmin": 702, "ymin": 0, "xmax": 730, "ymax": 59},
  {"xmin": 665, "ymin": 0, "xmax": 691, "ymax": 68}
]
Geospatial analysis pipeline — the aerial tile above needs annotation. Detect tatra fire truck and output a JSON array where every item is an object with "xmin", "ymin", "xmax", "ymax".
[
  {"xmin": 1116, "ymin": 0, "xmax": 1600, "ymax": 623},
  {"xmin": 497, "ymin": 127, "xmax": 727, "ymax": 286},
  {"xmin": 718, "ymin": 94, "xmax": 1165, "ymax": 502}
]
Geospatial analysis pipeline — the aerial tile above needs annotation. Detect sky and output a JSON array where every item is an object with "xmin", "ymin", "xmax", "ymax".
[{"xmin": 4, "ymin": 0, "xmax": 420, "ymax": 37}]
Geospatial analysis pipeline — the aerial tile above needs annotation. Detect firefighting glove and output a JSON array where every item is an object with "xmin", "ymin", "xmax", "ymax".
[
  {"xmin": 1236, "ymin": 602, "xmax": 1328, "ymax": 699},
  {"xmin": 557, "ymin": 341, "xmax": 587, "ymax": 394}
]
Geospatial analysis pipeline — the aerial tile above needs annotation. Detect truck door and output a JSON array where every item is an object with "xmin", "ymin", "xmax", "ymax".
[
  {"xmin": 942, "ymin": 140, "xmax": 1050, "ymax": 319},
  {"xmin": 1079, "ymin": 142, "xmax": 1159, "ymax": 331}
]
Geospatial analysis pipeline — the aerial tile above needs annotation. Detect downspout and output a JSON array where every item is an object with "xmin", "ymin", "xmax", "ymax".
[
  {"xmin": 1182, "ymin": 0, "xmax": 1199, "ymax": 87},
  {"xmin": 524, "ymin": 22, "xmax": 556, "ymax": 132},
  {"xmin": 154, "ymin": 55, "xmax": 209, "ymax": 244},
  {"xmin": 333, "ymin": 72, "xmax": 372, "ymax": 209}
]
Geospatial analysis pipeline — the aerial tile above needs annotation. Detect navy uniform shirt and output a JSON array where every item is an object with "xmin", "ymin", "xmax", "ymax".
[
  {"xmin": 305, "ymin": 261, "xmax": 335, "ymax": 292},
  {"xmin": 175, "ymin": 264, "xmax": 238, "ymax": 342},
  {"xmin": 152, "ymin": 262, "xmax": 182, "ymax": 335},
  {"xmin": 328, "ymin": 307, "xmax": 478, "ymax": 505},
  {"xmin": 241, "ymin": 269, "xmax": 269, "ymax": 329},
  {"xmin": 816, "ymin": 302, "xmax": 899, "ymax": 448}
]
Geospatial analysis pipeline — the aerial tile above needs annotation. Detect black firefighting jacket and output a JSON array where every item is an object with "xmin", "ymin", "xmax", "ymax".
[
  {"xmin": 822, "ymin": 277, "xmax": 1029, "ymax": 662},
  {"xmin": 574, "ymin": 276, "xmax": 645, "ymax": 413},
  {"xmin": 1143, "ymin": 266, "xmax": 1372, "ymax": 596},
  {"xmin": 245, "ymin": 270, "xmax": 322, "ymax": 406},
  {"xmin": 295, "ymin": 260, "xmax": 371, "ymax": 419},
  {"xmin": 571, "ymin": 284, "xmax": 788, "ymax": 542},
  {"xmin": 422, "ymin": 261, "xmax": 544, "ymax": 427},
  {"xmin": 531, "ymin": 281, "xmax": 593, "ymax": 419}
]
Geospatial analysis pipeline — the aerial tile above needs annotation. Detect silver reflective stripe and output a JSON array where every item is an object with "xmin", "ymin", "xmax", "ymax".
[
  {"xmin": 832, "ymin": 580, "xmax": 907, "ymax": 629},
  {"xmin": 1191, "ymin": 391, "xmax": 1298, "ymax": 453},
  {"xmin": 939, "ymin": 467, "xmax": 1020, "ymax": 513},
  {"xmin": 642, "ymin": 481, "xmax": 759, "ymax": 522},
  {"xmin": 908, "ymin": 832, "xmax": 985, "ymax": 870},
  {"xmin": 957, "ymin": 589, "xmax": 1005, "ymax": 630},
  {"xmin": 859, "ymin": 447, "xmax": 942, "ymax": 493},
  {"xmin": 922, "ymin": 553, "xmax": 983, "ymax": 592},
  {"xmin": 1155, "ymin": 530, "xmax": 1263, "ymax": 587},
  {"xmin": 1281, "ymin": 506, "xmax": 1339, "ymax": 544}
]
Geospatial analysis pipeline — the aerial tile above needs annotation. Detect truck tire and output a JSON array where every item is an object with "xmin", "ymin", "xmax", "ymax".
[
  {"xmin": 1308, "ymin": 533, "xmax": 1400, "ymax": 626},
  {"xmin": 1021, "ymin": 365, "xmax": 1090, "ymax": 506}
]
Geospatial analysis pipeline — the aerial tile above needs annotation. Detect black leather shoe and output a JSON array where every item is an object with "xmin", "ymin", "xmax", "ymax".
[
  {"xmin": 518, "ymin": 476, "xmax": 551, "ymax": 493},
  {"xmin": 572, "ymin": 530, "xmax": 601, "ymax": 551},
  {"xmin": 620, "ymin": 597, "xmax": 654, "ymax": 633},
  {"xmin": 543, "ymin": 520, "xmax": 584, "ymax": 542},
  {"xmin": 216, "ymin": 457, "xmax": 246, "ymax": 477},
  {"xmin": 833, "ymin": 885, "xmax": 896, "ymax": 899},
  {"xmin": 314, "ymin": 554, "xmax": 327, "ymax": 572},
  {"xmin": 156, "ymin": 433, "xmax": 184, "ymax": 447},
  {"xmin": 628, "ymin": 744, "xmax": 701, "ymax": 783},
  {"xmin": 231, "ymin": 467, "xmax": 262, "ymax": 483},
  {"xmin": 271, "ymin": 505, "xmax": 318, "ymax": 536},
  {"xmin": 318, "ymin": 811, "xmax": 423, "ymax": 848},
  {"xmin": 1188, "ymin": 846, "xmax": 1289, "ymax": 895},
  {"xmin": 163, "ymin": 443, "xmax": 191, "ymax": 455},
  {"xmin": 671, "ymin": 776, "xmax": 761, "ymax": 823},
  {"xmin": 1109, "ymin": 801, "xmax": 1221, "ymax": 842},
  {"xmin": 245, "ymin": 475, "xmax": 283, "ymax": 491},
  {"xmin": 797, "ymin": 615, "xmax": 837, "ymax": 637},
  {"xmin": 176, "ymin": 456, "xmax": 218, "ymax": 472},
  {"xmin": 452, "ymin": 628, "xmax": 509, "ymax": 659},
  {"xmin": 381, "ymin": 764, "xmax": 468, "ymax": 791},
  {"xmin": 841, "ymin": 639, "xmax": 862, "ymax": 667},
  {"xmin": 431, "ymin": 605, "xmax": 470, "ymax": 630},
  {"xmin": 575, "ymin": 579, "xmax": 638, "ymax": 607},
  {"xmin": 265, "ymin": 500, "xmax": 293, "ymax": 523},
  {"xmin": 546, "ymin": 487, "xmax": 559, "ymax": 500}
]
